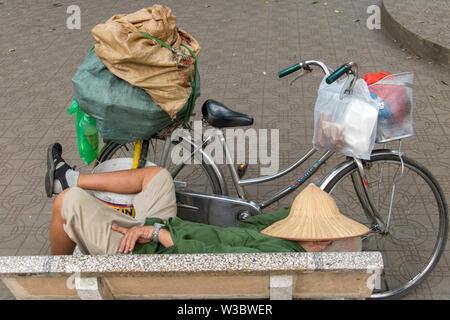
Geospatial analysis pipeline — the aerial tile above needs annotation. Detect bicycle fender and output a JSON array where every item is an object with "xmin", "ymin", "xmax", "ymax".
[{"xmin": 319, "ymin": 149, "xmax": 402, "ymax": 190}]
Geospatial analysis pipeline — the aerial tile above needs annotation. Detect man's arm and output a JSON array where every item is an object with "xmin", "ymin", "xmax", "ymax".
[
  {"xmin": 112, "ymin": 225, "xmax": 174, "ymax": 254},
  {"xmin": 158, "ymin": 228, "xmax": 174, "ymax": 248}
]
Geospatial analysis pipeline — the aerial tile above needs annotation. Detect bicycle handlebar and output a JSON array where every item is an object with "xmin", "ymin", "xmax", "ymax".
[
  {"xmin": 278, "ymin": 60, "xmax": 358, "ymax": 84},
  {"xmin": 278, "ymin": 60, "xmax": 332, "ymax": 79},
  {"xmin": 325, "ymin": 64, "xmax": 350, "ymax": 84},
  {"xmin": 278, "ymin": 63, "xmax": 302, "ymax": 78}
]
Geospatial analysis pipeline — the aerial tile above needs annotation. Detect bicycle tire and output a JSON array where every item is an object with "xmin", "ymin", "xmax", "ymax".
[
  {"xmin": 97, "ymin": 140, "xmax": 226, "ymax": 196},
  {"xmin": 323, "ymin": 152, "xmax": 448, "ymax": 299}
]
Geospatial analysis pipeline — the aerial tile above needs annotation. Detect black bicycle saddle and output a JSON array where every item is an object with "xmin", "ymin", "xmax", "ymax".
[{"xmin": 201, "ymin": 99, "xmax": 254, "ymax": 128}]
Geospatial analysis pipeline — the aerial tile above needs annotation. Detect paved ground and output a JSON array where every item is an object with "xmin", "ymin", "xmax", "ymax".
[
  {"xmin": 0, "ymin": 0, "xmax": 449, "ymax": 299},
  {"xmin": 383, "ymin": 0, "xmax": 449, "ymax": 65}
]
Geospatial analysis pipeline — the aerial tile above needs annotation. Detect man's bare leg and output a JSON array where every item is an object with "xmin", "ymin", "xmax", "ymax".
[
  {"xmin": 49, "ymin": 188, "xmax": 76, "ymax": 255},
  {"xmin": 77, "ymin": 166, "xmax": 163, "ymax": 194},
  {"xmin": 46, "ymin": 141, "xmax": 165, "ymax": 196}
]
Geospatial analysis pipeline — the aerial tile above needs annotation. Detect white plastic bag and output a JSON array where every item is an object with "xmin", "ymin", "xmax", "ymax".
[{"xmin": 313, "ymin": 76, "xmax": 379, "ymax": 159}]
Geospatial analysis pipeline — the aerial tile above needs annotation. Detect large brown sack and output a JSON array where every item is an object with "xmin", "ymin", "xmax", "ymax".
[{"xmin": 92, "ymin": 5, "xmax": 200, "ymax": 119}]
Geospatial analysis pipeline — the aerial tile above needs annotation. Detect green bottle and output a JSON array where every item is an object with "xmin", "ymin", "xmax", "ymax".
[{"xmin": 81, "ymin": 113, "xmax": 99, "ymax": 155}]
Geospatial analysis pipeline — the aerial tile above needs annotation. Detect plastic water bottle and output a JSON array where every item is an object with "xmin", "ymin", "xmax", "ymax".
[
  {"xmin": 371, "ymin": 92, "xmax": 394, "ymax": 120},
  {"xmin": 371, "ymin": 92, "xmax": 399, "ymax": 138},
  {"xmin": 81, "ymin": 113, "xmax": 98, "ymax": 155}
]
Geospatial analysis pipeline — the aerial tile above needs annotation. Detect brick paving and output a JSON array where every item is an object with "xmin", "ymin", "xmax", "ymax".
[{"xmin": 0, "ymin": 0, "xmax": 449, "ymax": 299}]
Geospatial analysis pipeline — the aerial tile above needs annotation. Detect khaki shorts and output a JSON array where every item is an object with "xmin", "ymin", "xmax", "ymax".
[{"xmin": 61, "ymin": 168, "xmax": 177, "ymax": 255}]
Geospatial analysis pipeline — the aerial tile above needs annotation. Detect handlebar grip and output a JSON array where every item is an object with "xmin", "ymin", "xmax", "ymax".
[
  {"xmin": 278, "ymin": 63, "xmax": 302, "ymax": 78},
  {"xmin": 325, "ymin": 64, "xmax": 349, "ymax": 84}
]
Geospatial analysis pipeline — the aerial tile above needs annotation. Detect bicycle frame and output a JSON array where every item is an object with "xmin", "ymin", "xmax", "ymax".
[
  {"xmin": 216, "ymin": 126, "xmax": 336, "ymax": 209},
  {"xmin": 170, "ymin": 123, "xmax": 388, "ymax": 228}
]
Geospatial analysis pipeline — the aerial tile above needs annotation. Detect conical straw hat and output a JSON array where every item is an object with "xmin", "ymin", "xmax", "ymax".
[{"xmin": 261, "ymin": 184, "xmax": 370, "ymax": 241}]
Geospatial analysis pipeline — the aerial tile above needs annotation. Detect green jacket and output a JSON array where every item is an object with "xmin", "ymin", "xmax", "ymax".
[{"xmin": 133, "ymin": 208, "xmax": 305, "ymax": 254}]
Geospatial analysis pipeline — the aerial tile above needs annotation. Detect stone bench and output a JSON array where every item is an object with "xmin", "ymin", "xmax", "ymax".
[{"xmin": 0, "ymin": 252, "xmax": 383, "ymax": 300}]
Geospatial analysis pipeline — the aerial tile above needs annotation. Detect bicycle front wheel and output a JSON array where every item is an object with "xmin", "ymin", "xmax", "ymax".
[{"xmin": 323, "ymin": 151, "xmax": 448, "ymax": 299}]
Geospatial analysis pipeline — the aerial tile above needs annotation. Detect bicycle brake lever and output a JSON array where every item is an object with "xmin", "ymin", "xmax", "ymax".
[
  {"xmin": 339, "ymin": 74, "xmax": 355, "ymax": 99},
  {"xmin": 289, "ymin": 65, "xmax": 313, "ymax": 86}
]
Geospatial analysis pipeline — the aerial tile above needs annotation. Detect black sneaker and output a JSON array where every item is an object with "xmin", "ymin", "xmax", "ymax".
[{"xmin": 45, "ymin": 142, "xmax": 72, "ymax": 198}]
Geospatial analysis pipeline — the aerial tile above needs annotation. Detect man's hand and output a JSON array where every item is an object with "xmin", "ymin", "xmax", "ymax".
[{"xmin": 112, "ymin": 225, "xmax": 154, "ymax": 254}]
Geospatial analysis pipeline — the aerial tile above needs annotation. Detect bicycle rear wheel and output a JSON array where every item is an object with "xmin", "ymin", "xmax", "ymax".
[
  {"xmin": 97, "ymin": 138, "xmax": 226, "ymax": 196},
  {"xmin": 323, "ymin": 151, "xmax": 448, "ymax": 299}
]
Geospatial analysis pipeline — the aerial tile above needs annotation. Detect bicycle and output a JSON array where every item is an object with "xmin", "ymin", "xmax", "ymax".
[{"xmin": 94, "ymin": 59, "xmax": 448, "ymax": 299}]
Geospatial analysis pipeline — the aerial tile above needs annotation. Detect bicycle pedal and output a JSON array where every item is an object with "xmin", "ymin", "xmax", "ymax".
[{"xmin": 237, "ymin": 163, "xmax": 248, "ymax": 179}]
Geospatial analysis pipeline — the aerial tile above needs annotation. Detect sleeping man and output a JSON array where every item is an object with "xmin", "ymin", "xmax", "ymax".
[{"xmin": 45, "ymin": 142, "xmax": 368, "ymax": 256}]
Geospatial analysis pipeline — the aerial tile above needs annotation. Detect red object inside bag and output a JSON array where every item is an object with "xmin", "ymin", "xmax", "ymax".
[
  {"xmin": 363, "ymin": 72, "xmax": 392, "ymax": 86},
  {"xmin": 364, "ymin": 72, "xmax": 410, "ymax": 123}
]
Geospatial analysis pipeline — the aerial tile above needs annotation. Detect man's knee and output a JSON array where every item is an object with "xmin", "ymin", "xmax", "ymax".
[
  {"xmin": 141, "ymin": 166, "xmax": 163, "ymax": 187},
  {"xmin": 154, "ymin": 168, "xmax": 176, "ymax": 202},
  {"xmin": 154, "ymin": 168, "xmax": 174, "ymax": 189}
]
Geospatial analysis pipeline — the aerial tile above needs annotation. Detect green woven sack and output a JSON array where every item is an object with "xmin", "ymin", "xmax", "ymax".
[{"xmin": 72, "ymin": 48, "xmax": 200, "ymax": 144}]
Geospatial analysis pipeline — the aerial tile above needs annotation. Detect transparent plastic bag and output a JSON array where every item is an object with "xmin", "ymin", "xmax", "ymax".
[
  {"xmin": 313, "ymin": 76, "xmax": 379, "ymax": 159},
  {"xmin": 368, "ymin": 72, "xmax": 414, "ymax": 142},
  {"xmin": 68, "ymin": 99, "xmax": 99, "ymax": 165}
]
